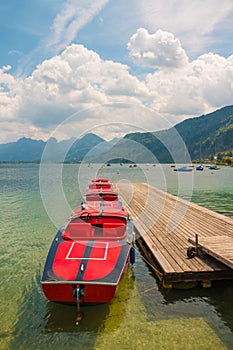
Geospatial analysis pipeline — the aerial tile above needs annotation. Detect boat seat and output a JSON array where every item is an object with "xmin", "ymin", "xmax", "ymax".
[
  {"xmin": 86, "ymin": 195, "xmax": 101, "ymax": 201},
  {"xmin": 103, "ymin": 223, "xmax": 125, "ymax": 238},
  {"xmin": 101, "ymin": 185, "xmax": 112, "ymax": 189},
  {"xmin": 102, "ymin": 195, "xmax": 118, "ymax": 201},
  {"xmin": 62, "ymin": 223, "xmax": 94, "ymax": 240}
]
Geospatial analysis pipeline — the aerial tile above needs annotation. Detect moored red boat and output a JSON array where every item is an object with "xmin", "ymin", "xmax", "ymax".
[
  {"xmin": 88, "ymin": 182, "xmax": 112, "ymax": 191},
  {"xmin": 41, "ymin": 180, "xmax": 134, "ymax": 310},
  {"xmin": 85, "ymin": 177, "xmax": 119, "ymax": 204},
  {"xmin": 91, "ymin": 177, "xmax": 110, "ymax": 183},
  {"xmin": 81, "ymin": 177, "xmax": 117, "ymax": 202},
  {"xmin": 85, "ymin": 186, "xmax": 119, "ymax": 203}
]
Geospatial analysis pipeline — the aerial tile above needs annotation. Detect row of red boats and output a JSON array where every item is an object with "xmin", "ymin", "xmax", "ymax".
[{"xmin": 41, "ymin": 177, "xmax": 135, "ymax": 316}]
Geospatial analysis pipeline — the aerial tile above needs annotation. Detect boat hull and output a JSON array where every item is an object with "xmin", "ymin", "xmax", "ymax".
[
  {"xmin": 174, "ymin": 166, "xmax": 192, "ymax": 172},
  {"xmin": 42, "ymin": 281, "xmax": 120, "ymax": 304},
  {"xmin": 42, "ymin": 252, "xmax": 129, "ymax": 304},
  {"xmin": 41, "ymin": 220, "xmax": 133, "ymax": 304},
  {"xmin": 41, "ymin": 178, "xmax": 134, "ymax": 305}
]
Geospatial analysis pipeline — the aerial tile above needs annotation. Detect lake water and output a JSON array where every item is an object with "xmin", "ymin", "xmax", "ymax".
[{"xmin": 0, "ymin": 163, "xmax": 233, "ymax": 350}]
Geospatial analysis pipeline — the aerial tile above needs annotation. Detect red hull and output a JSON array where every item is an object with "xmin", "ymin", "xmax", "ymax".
[
  {"xmin": 41, "ymin": 177, "xmax": 134, "ymax": 305},
  {"xmin": 42, "ymin": 283, "xmax": 118, "ymax": 304},
  {"xmin": 42, "ymin": 254, "xmax": 129, "ymax": 304}
]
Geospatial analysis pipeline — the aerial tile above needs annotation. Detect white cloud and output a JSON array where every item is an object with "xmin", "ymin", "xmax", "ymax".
[
  {"xmin": 0, "ymin": 44, "xmax": 155, "ymax": 142},
  {"xmin": 128, "ymin": 28, "xmax": 188, "ymax": 68},
  {"xmin": 0, "ymin": 66, "xmax": 22, "ymax": 121},
  {"xmin": 145, "ymin": 51, "xmax": 233, "ymax": 118},
  {"xmin": 16, "ymin": 0, "xmax": 110, "ymax": 76},
  {"xmin": 47, "ymin": 0, "xmax": 110, "ymax": 53},
  {"xmin": 1, "ymin": 39, "xmax": 233, "ymax": 143},
  {"xmin": 136, "ymin": 0, "xmax": 233, "ymax": 55},
  {"xmin": 18, "ymin": 44, "xmax": 151, "ymax": 127}
]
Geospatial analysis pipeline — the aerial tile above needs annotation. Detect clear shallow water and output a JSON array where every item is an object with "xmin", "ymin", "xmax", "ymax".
[{"xmin": 0, "ymin": 163, "xmax": 233, "ymax": 350}]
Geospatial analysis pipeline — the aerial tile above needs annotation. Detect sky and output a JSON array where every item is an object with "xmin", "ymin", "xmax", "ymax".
[{"xmin": 0, "ymin": 0, "xmax": 233, "ymax": 143}]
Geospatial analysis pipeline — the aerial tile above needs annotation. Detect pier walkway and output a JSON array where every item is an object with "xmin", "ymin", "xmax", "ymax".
[{"xmin": 117, "ymin": 183, "xmax": 233, "ymax": 288}]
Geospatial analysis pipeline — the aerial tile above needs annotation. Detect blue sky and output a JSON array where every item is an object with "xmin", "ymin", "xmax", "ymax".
[{"xmin": 1, "ymin": 0, "xmax": 233, "ymax": 142}]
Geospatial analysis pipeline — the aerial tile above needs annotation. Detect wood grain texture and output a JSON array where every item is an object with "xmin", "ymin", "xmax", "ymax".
[{"xmin": 117, "ymin": 183, "xmax": 233, "ymax": 284}]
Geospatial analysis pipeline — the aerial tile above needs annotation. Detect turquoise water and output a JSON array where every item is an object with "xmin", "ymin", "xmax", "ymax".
[{"xmin": 0, "ymin": 163, "xmax": 233, "ymax": 350}]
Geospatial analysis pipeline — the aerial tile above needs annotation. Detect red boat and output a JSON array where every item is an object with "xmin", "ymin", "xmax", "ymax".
[
  {"xmin": 85, "ymin": 187, "xmax": 119, "ymax": 203},
  {"xmin": 91, "ymin": 177, "xmax": 110, "ymax": 183},
  {"xmin": 88, "ymin": 182, "xmax": 112, "ymax": 191},
  {"xmin": 85, "ymin": 178, "xmax": 118, "ymax": 203},
  {"xmin": 41, "ymin": 199, "xmax": 134, "ymax": 310}
]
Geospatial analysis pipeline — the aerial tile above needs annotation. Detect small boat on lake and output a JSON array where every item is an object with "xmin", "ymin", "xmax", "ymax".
[
  {"xmin": 209, "ymin": 165, "xmax": 220, "ymax": 170},
  {"xmin": 41, "ymin": 178, "xmax": 134, "ymax": 319},
  {"xmin": 86, "ymin": 178, "xmax": 118, "ymax": 203},
  {"xmin": 173, "ymin": 166, "xmax": 192, "ymax": 172},
  {"xmin": 85, "ymin": 188, "xmax": 119, "ymax": 203},
  {"xmin": 41, "ymin": 207, "xmax": 133, "ymax": 304},
  {"xmin": 88, "ymin": 182, "xmax": 113, "ymax": 191},
  {"xmin": 196, "ymin": 165, "xmax": 204, "ymax": 171},
  {"xmin": 91, "ymin": 177, "xmax": 110, "ymax": 183}
]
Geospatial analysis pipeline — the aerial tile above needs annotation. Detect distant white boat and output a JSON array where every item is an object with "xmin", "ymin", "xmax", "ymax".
[{"xmin": 174, "ymin": 166, "xmax": 192, "ymax": 172}]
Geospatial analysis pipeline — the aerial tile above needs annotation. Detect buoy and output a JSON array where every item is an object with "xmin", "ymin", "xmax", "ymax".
[{"xmin": 130, "ymin": 246, "xmax": 135, "ymax": 265}]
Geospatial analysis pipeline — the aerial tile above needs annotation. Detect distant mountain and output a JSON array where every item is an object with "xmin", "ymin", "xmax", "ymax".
[
  {"xmin": 97, "ymin": 105, "xmax": 233, "ymax": 163},
  {"xmin": 90, "ymin": 134, "xmax": 166, "ymax": 163},
  {"xmin": 0, "ymin": 106, "xmax": 232, "ymax": 163},
  {"xmin": 174, "ymin": 105, "xmax": 233, "ymax": 160},
  {"xmin": 0, "ymin": 133, "xmax": 105, "ymax": 162},
  {"xmin": 0, "ymin": 137, "xmax": 45, "ymax": 162},
  {"xmin": 64, "ymin": 133, "xmax": 105, "ymax": 162}
]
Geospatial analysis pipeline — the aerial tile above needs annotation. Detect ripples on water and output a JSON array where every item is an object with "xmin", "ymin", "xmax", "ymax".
[{"xmin": 0, "ymin": 163, "xmax": 233, "ymax": 349}]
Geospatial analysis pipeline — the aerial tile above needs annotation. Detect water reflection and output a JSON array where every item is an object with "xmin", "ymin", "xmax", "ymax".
[
  {"xmin": 135, "ymin": 243, "xmax": 233, "ymax": 349},
  {"xmin": 44, "ymin": 268, "xmax": 135, "ymax": 333},
  {"xmin": 1, "ymin": 164, "xmax": 233, "ymax": 349},
  {"xmin": 140, "ymin": 265, "xmax": 233, "ymax": 344},
  {"xmin": 44, "ymin": 302, "xmax": 110, "ymax": 333}
]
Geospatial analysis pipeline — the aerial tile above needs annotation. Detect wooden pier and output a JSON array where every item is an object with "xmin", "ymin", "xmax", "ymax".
[{"xmin": 117, "ymin": 183, "xmax": 233, "ymax": 288}]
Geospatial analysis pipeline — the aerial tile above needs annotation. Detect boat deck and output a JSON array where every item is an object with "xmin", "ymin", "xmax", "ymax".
[{"xmin": 117, "ymin": 183, "xmax": 233, "ymax": 287}]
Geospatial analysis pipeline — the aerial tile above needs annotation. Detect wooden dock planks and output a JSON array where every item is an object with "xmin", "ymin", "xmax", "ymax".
[
  {"xmin": 188, "ymin": 236, "xmax": 233, "ymax": 270},
  {"xmin": 117, "ymin": 183, "xmax": 233, "ymax": 287}
]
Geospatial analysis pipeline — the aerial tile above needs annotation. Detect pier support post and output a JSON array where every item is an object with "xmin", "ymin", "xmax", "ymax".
[
  {"xmin": 162, "ymin": 281, "xmax": 173, "ymax": 289},
  {"xmin": 201, "ymin": 280, "xmax": 211, "ymax": 288}
]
